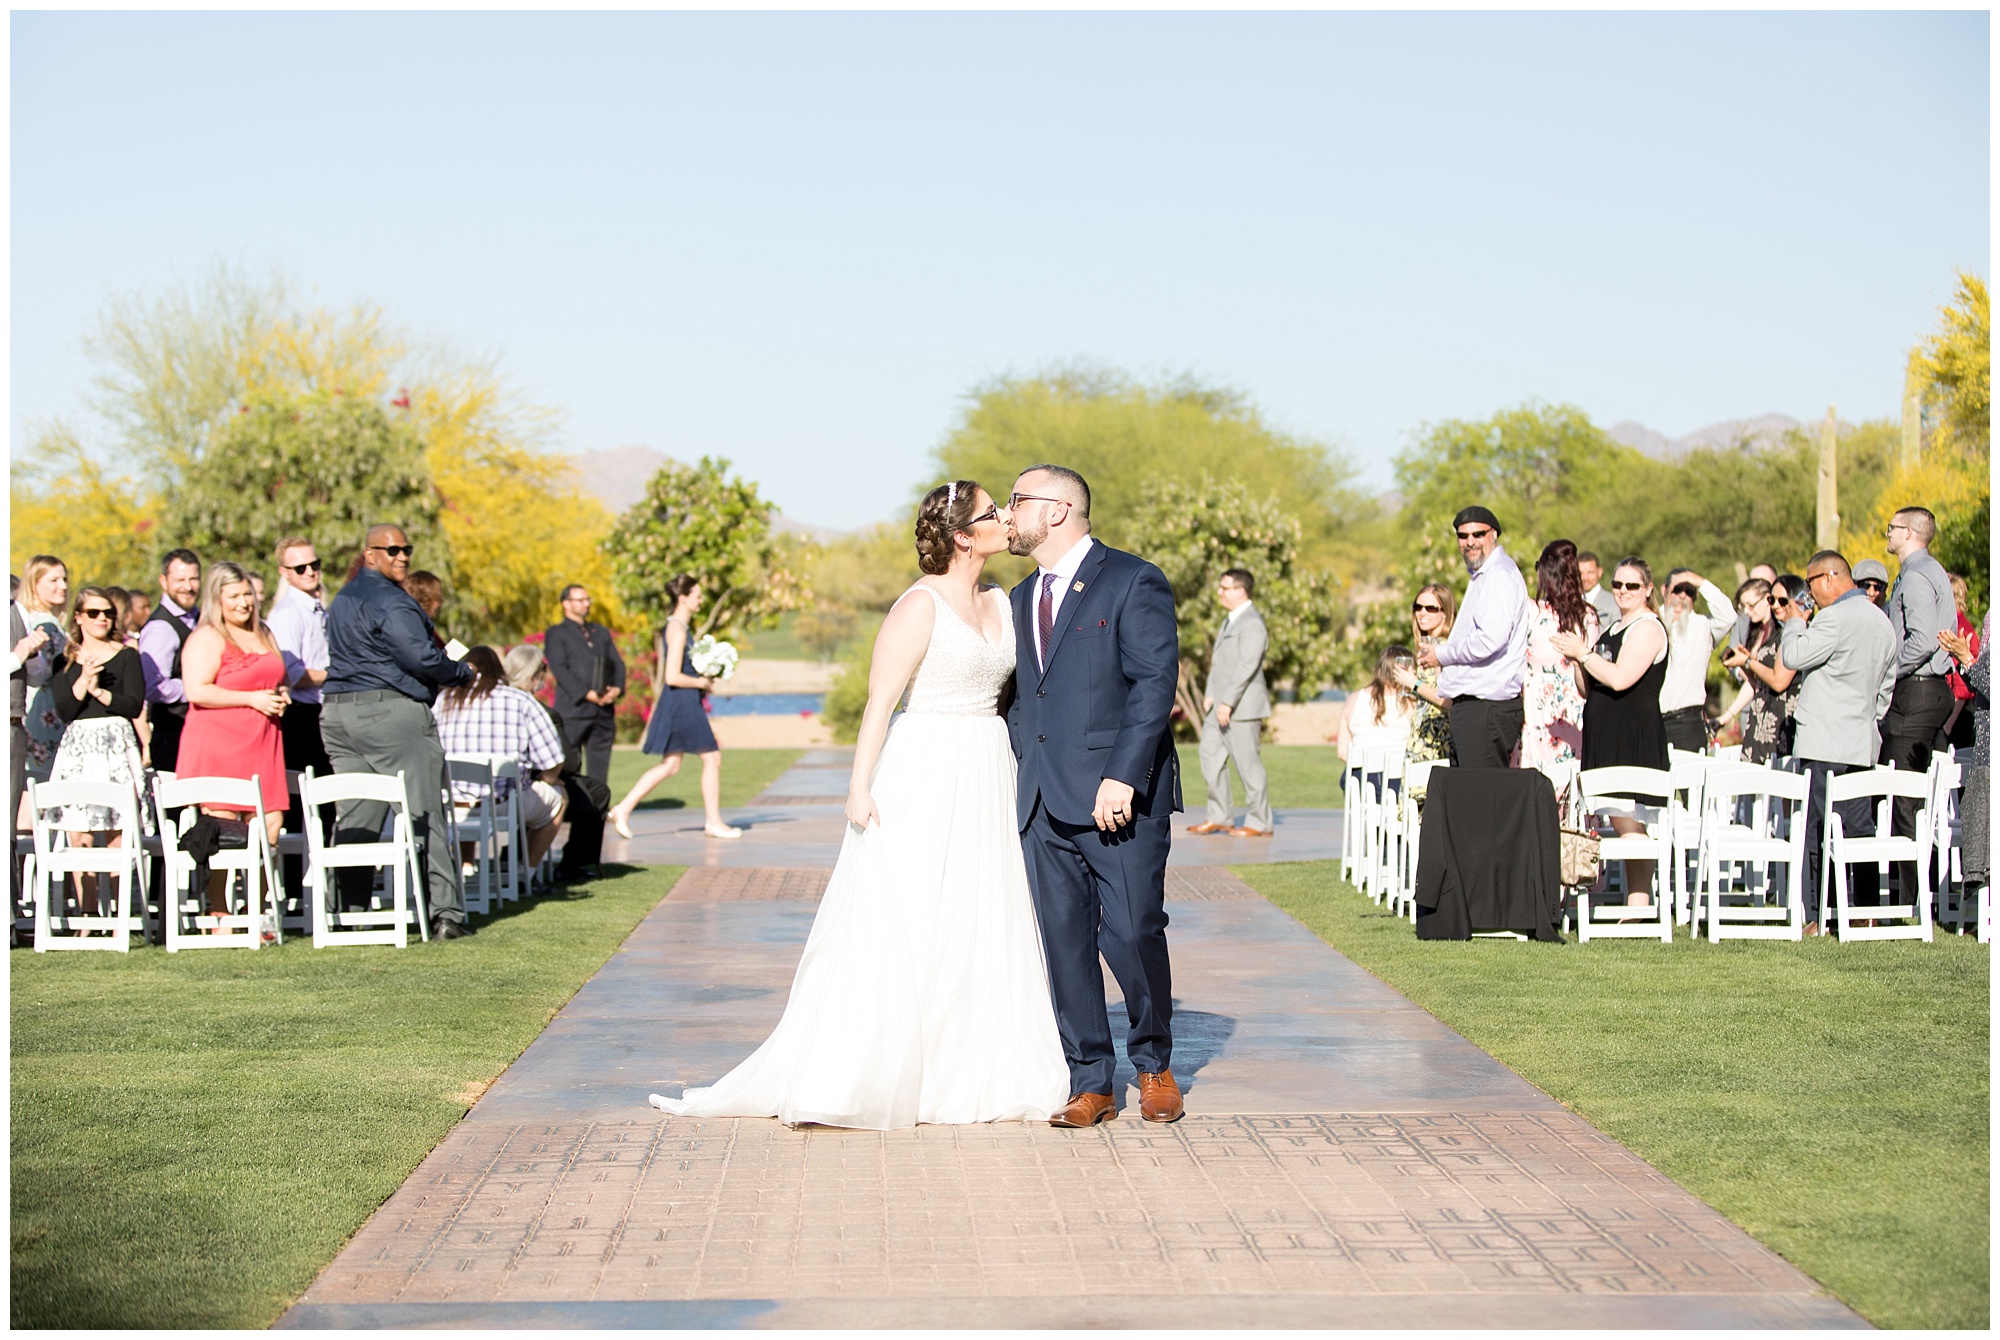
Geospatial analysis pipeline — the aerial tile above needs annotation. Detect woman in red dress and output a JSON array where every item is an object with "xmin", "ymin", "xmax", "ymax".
[{"xmin": 176, "ymin": 562, "xmax": 293, "ymax": 890}]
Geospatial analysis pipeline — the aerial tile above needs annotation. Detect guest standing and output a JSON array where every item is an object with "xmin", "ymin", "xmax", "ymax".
[
  {"xmin": 322, "ymin": 524, "xmax": 474, "ymax": 939},
  {"xmin": 608, "ymin": 575, "xmax": 740, "ymax": 840},
  {"xmin": 1940, "ymin": 616, "xmax": 1988, "ymax": 894},
  {"xmin": 46, "ymin": 588, "xmax": 147, "ymax": 917},
  {"xmin": 1553, "ymin": 557, "xmax": 1668, "ymax": 906},
  {"xmin": 1577, "ymin": 551, "xmax": 1618, "ymax": 627},
  {"xmin": 1393, "ymin": 582, "xmax": 1457, "ymax": 781},
  {"xmin": 1779, "ymin": 551, "xmax": 1897, "ymax": 932},
  {"xmin": 1852, "ymin": 559, "xmax": 1891, "ymax": 609},
  {"xmin": 1657, "ymin": 568, "xmax": 1733, "ymax": 753},
  {"xmin": 1189, "ymin": 569, "xmax": 1272, "ymax": 837},
  {"xmin": 1517, "ymin": 540, "xmax": 1598, "ymax": 791},
  {"xmin": 1717, "ymin": 579, "xmax": 1798, "ymax": 765},
  {"xmin": 19, "ymin": 555, "xmax": 72, "ymax": 785},
  {"xmin": 138, "ymin": 549, "xmax": 203, "ymax": 771},
  {"xmin": 176, "ymin": 563, "xmax": 291, "ymax": 842},
  {"xmin": 1943, "ymin": 573, "xmax": 1981, "ymax": 750},
  {"xmin": 1420, "ymin": 506, "xmax": 1529, "ymax": 769},
  {"xmin": 265, "ymin": 537, "xmax": 332, "ymax": 777},
  {"xmin": 9, "ymin": 577, "xmax": 42, "ymax": 901},
  {"xmin": 543, "ymin": 584, "xmax": 626, "ymax": 784},
  {"xmin": 1880, "ymin": 507, "xmax": 1955, "ymax": 893}
]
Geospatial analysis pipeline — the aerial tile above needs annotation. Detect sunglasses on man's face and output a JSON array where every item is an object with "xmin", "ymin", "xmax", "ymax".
[
  {"xmin": 369, "ymin": 545, "xmax": 415, "ymax": 558},
  {"xmin": 285, "ymin": 560, "xmax": 322, "ymax": 575},
  {"xmin": 1454, "ymin": 528, "xmax": 1493, "ymax": 542},
  {"xmin": 1860, "ymin": 580, "xmax": 1886, "ymax": 593}
]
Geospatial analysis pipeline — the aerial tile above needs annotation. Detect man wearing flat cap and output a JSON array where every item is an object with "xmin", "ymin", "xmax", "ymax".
[{"xmin": 1417, "ymin": 505, "xmax": 1530, "ymax": 769}]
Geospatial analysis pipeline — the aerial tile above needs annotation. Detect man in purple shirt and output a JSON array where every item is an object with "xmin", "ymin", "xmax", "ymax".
[
  {"xmin": 1417, "ymin": 506, "xmax": 1530, "ymax": 769},
  {"xmin": 137, "ymin": 548, "xmax": 202, "ymax": 771}
]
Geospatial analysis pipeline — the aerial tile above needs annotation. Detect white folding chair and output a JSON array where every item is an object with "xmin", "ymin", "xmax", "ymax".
[
  {"xmin": 1396, "ymin": 759, "xmax": 1447, "ymax": 923},
  {"xmin": 1697, "ymin": 768, "xmax": 1809, "ymax": 941},
  {"xmin": 156, "ymin": 776, "xmax": 277, "ymax": 952},
  {"xmin": 446, "ymin": 756, "xmax": 503, "ymax": 915},
  {"xmin": 300, "ymin": 769, "xmax": 428, "ymax": 948},
  {"xmin": 1575, "ymin": 766, "xmax": 1675, "ymax": 943},
  {"xmin": 26, "ymin": 778, "xmax": 149, "ymax": 952},
  {"xmin": 1355, "ymin": 746, "xmax": 1392, "ymax": 903},
  {"xmin": 1339, "ymin": 761, "xmax": 1364, "ymax": 886},
  {"xmin": 490, "ymin": 758, "xmax": 527, "ymax": 903},
  {"xmin": 1928, "ymin": 754, "xmax": 1974, "ymax": 935},
  {"xmin": 273, "ymin": 769, "xmax": 315, "ymax": 937},
  {"xmin": 1664, "ymin": 752, "xmax": 1710, "ymax": 926},
  {"xmin": 1368, "ymin": 749, "xmax": 1407, "ymax": 904},
  {"xmin": 1824, "ymin": 767, "xmax": 1934, "ymax": 943}
]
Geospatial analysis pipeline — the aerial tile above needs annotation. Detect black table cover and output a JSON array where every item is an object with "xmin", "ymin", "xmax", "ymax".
[{"xmin": 1412, "ymin": 766, "xmax": 1563, "ymax": 942}]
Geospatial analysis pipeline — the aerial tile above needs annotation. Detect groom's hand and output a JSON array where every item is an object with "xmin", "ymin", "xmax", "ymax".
[{"xmin": 1093, "ymin": 778, "xmax": 1137, "ymax": 831}]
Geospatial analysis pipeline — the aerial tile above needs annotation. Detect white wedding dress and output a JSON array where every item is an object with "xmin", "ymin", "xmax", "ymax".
[{"xmin": 649, "ymin": 584, "xmax": 1071, "ymax": 1128}]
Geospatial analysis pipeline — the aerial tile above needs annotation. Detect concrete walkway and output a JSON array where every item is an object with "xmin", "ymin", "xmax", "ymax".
[{"xmin": 279, "ymin": 756, "xmax": 1860, "ymax": 1329}]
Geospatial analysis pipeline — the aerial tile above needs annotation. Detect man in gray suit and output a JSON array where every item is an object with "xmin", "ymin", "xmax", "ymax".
[
  {"xmin": 1188, "ymin": 569, "xmax": 1274, "ymax": 838},
  {"xmin": 1780, "ymin": 550, "xmax": 1897, "ymax": 933}
]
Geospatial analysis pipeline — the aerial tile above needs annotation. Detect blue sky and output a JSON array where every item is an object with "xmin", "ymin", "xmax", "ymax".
[{"xmin": 11, "ymin": 10, "xmax": 1989, "ymax": 531}]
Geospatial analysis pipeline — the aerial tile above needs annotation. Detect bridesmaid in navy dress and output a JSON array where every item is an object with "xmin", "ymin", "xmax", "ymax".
[{"xmin": 609, "ymin": 575, "xmax": 741, "ymax": 840}]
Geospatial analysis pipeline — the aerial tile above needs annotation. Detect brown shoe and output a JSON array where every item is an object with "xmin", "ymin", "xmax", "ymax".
[
  {"xmin": 1803, "ymin": 921, "xmax": 1821, "ymax": 937},
  {"xmin": 1137, "ymin": 1070, "xmax": 1184, "ymax": 1123},
  {"xmin": 1049, "ymin": 1092, "xmax": 1117, "ymax": 1127},
  {"xmin": 1185, "ymin": 821, "xmax": 1229, "ymax": 835},
  {"xmin": 1228, "ymin": 826, "xmax": 1273, "ymax": 838}
]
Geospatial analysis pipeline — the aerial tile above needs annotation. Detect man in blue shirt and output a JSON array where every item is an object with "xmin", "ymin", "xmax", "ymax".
[{"xmin": 323, "ymin": 523, "xmax": 475, "ymax": 938}]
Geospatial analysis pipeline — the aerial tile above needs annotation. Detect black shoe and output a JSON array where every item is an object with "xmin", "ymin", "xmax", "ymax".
[{"xmin": 431, "ymin": 918, "xmax": 474, "ymax": 940}]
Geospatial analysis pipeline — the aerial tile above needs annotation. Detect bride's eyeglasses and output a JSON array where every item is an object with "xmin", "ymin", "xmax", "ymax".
[{"xmin": 960, "ymin": 505, "xmax": 1000, "ymax": 528}]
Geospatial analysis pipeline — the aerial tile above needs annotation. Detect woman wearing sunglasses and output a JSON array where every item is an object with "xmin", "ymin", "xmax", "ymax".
[
  {"xmin": 1389, "ymin": 582, "xmax": 1457, "ymax": 784},
  {"xmin": 43, "ymin": 586, "xmax": 148, "ymax": 919},
  {"xmin": 1717, "ymin": 578, "xmax": 1798, "ymax": 765},
  {"xmin": 1551, "ymin": 556, "xmax": 1669, "ymax": 906}
]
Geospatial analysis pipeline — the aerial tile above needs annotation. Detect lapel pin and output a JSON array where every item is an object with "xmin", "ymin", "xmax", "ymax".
[{"xmin": 1073, "ymin": 581, "xmax": 1085, "ymax": 593}]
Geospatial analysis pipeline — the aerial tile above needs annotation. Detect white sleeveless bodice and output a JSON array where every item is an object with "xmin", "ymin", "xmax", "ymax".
[{"xmin": 900, "ymin": 585, "xmax": 1017, "ymax": 717}]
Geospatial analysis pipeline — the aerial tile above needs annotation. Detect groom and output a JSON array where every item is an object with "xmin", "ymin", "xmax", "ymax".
[{"xmin": 1005, "ymin": 464, "xmax": 1185, "ymax": 1127}]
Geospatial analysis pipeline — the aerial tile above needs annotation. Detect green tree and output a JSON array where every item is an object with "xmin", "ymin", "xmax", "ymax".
[
  {"xmin": 166, "ymin": 388, "xmax": 443, "ymax": 582},
  {"xmin": 931, "ymin": 364, "xmax": 1377, "ymax": 578},
  {"xmin": 1918, "ymin": 270, "xmax": 1991, "ymax": 461},
  {"xmin": 601, "ymin": 456, "xmax": 808, "ymax": 687},
  {"xmin": 1127, "ymin": 475, "xmax": 1347, "ymax": 735}
]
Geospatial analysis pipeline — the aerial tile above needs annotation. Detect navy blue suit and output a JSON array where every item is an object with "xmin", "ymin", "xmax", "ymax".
[{"xmin": 1008, "ymin": 541, "xmax": 1182, "ymax": 1097}]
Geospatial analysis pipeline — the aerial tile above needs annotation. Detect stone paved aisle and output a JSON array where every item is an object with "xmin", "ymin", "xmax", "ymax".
[{"xmin": 279, "ymin": 759, "xmax": 1861, "ymax": 1329}]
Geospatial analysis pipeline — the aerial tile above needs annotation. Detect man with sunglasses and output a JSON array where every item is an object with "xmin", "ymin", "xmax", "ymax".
[
  {"xmin": 266, "ymin": 537, "xmax": 332, "ymax": 777},
  {"xmin": 323, "ymin": 523, "xmax": 476, "ymax": 939},
  {"xmin": 1417, "ymin": 505, "xmax": 1529, "ymax": 769},
  {"xmin": 1777, "ymin": 549, "xmax": 1896, "ymax": 932}
]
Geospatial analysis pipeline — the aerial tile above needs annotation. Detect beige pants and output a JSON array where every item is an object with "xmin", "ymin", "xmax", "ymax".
[{"xmin": 1200, "ymin": 711, "xmax": 1270, "ymax": 831}]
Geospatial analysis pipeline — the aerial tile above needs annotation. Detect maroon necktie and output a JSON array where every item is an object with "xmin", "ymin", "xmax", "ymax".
[{"xmin": 1038, "ymin": 572, "xmax": 1057, "ymax": 670}]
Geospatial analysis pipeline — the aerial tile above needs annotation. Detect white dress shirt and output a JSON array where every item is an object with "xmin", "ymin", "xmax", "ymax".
[
  {"xmin": 266, "ymin": 581, "xmax": 330, "ymax": 705},
  {"xmin": 1032, "ymin": 536, "xmax": 1097, "ymax": 668}
]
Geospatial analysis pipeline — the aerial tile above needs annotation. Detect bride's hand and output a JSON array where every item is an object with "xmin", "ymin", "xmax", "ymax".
[{"xmin": 845, "ymin": 790, "xmax": 880, "ymax": 830}]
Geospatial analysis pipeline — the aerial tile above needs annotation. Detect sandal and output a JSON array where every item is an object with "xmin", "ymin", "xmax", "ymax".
[{"xmin": 703, "ymin": 823, "xmax": 743, "ymax": 840}]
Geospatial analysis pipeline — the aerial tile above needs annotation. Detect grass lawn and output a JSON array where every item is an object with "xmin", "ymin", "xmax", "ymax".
[
  {"xmin": 1175, "ymin": 742, "xmax": 1343, "ymax": 810},
  {"xmin": 1237, "ymin": 861, "xmax": 1989, "ymax": 1331},
  {"xmin": 10, "ymin": 863, "xmax": 686, "ymax": 1329},
  {"xmin": 603, "ymin": 746, "xmax": 801, "ymax": 810}
]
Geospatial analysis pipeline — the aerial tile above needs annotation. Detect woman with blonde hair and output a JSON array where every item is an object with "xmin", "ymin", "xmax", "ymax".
[
  {"xmin": 176, "ymin": 563, "xmax": 292, "ymax": 848},
  {"xmin": 19, "ymin": 554, "xmax": 71, "ymax": 784},
  {"xmin": 1334, "ymin": 645, "xmax": 1419, "ymax": 797},
  {"xmin": 1388, "ymin": 581, "xmax": 1456, "ymax": 771}
]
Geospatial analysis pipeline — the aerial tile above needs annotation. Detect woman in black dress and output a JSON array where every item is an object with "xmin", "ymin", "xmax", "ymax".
[
  {"xmin": 46, "ymin": 587, "xmax": 148, "ymax": 917},
  {"xmin": 1552, "ymin": 557, "xmax": 1669, "ymax": 906},
  {"xmin": 608, "ymin": 574, "xmax": 741, "ymax": 841}
]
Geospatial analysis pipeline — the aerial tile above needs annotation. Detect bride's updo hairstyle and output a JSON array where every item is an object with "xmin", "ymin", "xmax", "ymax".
[{"xmin": 914, "ymin": 480, "xmax": 982, "ymax": 576}]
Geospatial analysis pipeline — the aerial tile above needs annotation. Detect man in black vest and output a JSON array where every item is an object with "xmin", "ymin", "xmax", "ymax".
[
  {"xmin": 137, "ymin": 549, "xmax": 202, "ymax": 771},
  {"xmin": 543, "ymin": 585, "xmax": 625, "ymax": 783}
]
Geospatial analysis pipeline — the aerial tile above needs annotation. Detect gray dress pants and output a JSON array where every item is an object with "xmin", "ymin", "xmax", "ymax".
[
  {"xmin": 1200, "ymin": 711, "xmax": 1271, "ymax": 831},
  {"xmin": 320, "ymin": 694, "xmax": 464, "ymax": 925}
]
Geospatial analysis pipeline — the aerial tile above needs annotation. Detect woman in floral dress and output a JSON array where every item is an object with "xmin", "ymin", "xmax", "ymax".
[
  {"xmin": 1394, "ymin": 583, "xmax": 1456, "ymax": 770},
  {"xmin": 1516, "ymin": 540, "xmax": 1597, "ymax": 790},
  {"xmin": 1717, "ymin": 578, "xmax": 1796, "ymax": 764}
]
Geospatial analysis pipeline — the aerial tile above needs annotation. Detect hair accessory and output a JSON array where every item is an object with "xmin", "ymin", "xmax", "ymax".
[{"xmin": 946, "ymin": 481, "xmax": 958, "ymax": 511}]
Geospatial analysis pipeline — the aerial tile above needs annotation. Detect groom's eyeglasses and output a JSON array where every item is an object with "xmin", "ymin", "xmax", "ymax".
[{"xmin": 1008, "ymin": 493, "xmax": 1066, "ymax": 509}]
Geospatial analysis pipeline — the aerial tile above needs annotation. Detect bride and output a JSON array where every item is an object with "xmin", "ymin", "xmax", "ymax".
[{"xmin": 649, "ymin": 481, "xmax": 1070, "ymax": 1128}]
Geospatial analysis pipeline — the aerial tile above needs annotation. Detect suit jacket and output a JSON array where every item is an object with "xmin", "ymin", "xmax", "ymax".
[
  {"xmin": 544, "ymin": 619, "xmax": 627, "ymax": 716},
  {"xmin": 1780, "ymin": 587, "xmax": 1896, "ymax": 767},
  {"xmin": 1203, "ymin": 604, "xmax": 1272, "ymax": 720},
  {"xmin": 1007, "ymin": 542, "xmax": 1183, "ymax": 829}
]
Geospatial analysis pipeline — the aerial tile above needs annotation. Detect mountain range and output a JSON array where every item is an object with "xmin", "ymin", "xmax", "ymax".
[{"xmin": 1604, "ymin": 413, "xmax": 1808, "ymax": 460}]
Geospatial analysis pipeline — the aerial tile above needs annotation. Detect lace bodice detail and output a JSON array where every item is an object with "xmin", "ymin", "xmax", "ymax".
[{"xmin": 900, "ymin": 585, "xmax": 1016, "ymax": 717}]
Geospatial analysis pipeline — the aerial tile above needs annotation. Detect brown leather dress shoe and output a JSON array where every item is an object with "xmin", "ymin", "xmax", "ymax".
[
  {"xmin": 1137, "ymin": 1070, "xmax": 1184, "ymax": 1122},
  {"xmin": 1048, "ymin": 1092, "xmax": 1117, "ymax": 1127},
  {"xmin": 1185, "ymin": 821, "xmax": 1229, "ymax": 835},
  {"xmin": 1228, "ymin": 826, "xmax": 1273, "ymax": 838}
]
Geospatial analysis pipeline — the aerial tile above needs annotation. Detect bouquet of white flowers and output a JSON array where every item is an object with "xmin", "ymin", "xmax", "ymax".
[{"xmin": 688, "ymin": 634, "xmax": 738, "ymax": 682}]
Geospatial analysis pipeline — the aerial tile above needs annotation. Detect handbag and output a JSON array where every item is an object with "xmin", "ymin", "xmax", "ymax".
[{"xmin": 1558, "ymin": 779, "xmax": 1600, "ymax": 888}]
